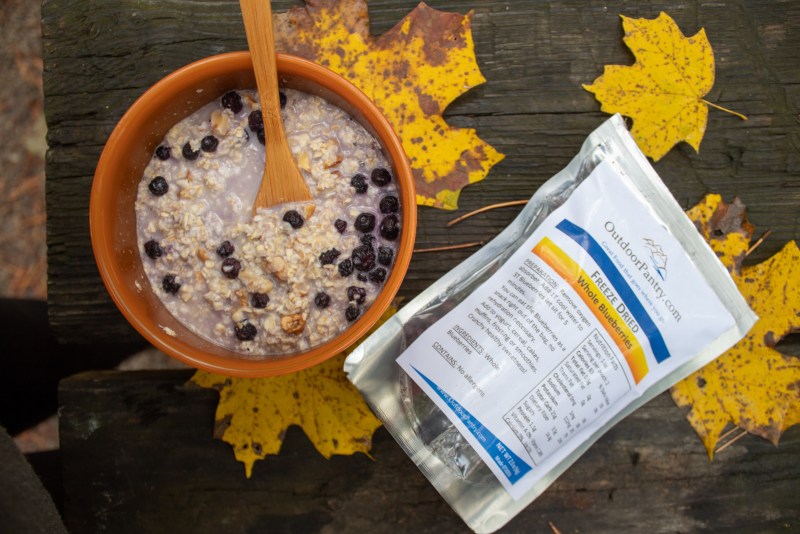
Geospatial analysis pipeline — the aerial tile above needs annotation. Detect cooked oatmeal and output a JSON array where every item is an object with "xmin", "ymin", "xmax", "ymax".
[{"xmin": 135, "ymin": 88, "xmax": 401, "ymax": 357}]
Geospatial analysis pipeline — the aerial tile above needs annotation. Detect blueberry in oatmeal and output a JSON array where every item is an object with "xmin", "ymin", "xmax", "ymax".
[
  {"xmin": 338, "ymin": 259, "xmax": 354, "ymax": 277},
  {"xmin": 345, "ymin": 305, "xmax": 360, "ymax": 322},
  {"xmin": 235, "ymin": 321, "xmax": 257, "ymax": 341},
  {"xmin": 155, "ymin": 145, "xmax": 171, "ymax": 160},
  {"xmin": 314, "ymin": 291, "xmax": 331, "ymax": 308},
  {"xmin": 380, "ymin": 214, "xmax": 400, "ymax": 240},
  {"xmin": 377, "ymin": 246, "xmax": 394, "ymax": 266},
  {"xmin": 354, "ymin": 213, "xmax": 376, "ymax": 233},
  {"xmin": 144, "ymin": 239, "xmax": 163, "ymax": 260},
  {"xmin": 379, "ymin": 195, "xmax": 399, "ymax": 214},
  {"xmin": 248, "ymin": 110, "xmax": 264, "ymax": 132},
  {"xmin": 221, "ymin": 90, "xmax": 243, "ymax": 113},
  {"xmin": 182, "ymin": 141, "xmax": 200, "ymax": 161},
  {"xmin": 351, "ymin": 244, "xmax": 376, "ymax": 272},
  {"xmin": 148, "ymin": 176, "xmax": 169, "ymax": 196},
  {"xmin": 283, "ymin": 210, "xmax": 304, "ymax": 229},
  {"xmin": 201, "ymin": 135, "xmax": 219, "ymax": 152},
  {"xmin": 347, "ymin": 286, "xmax": 367, "ymax": 304},
  {"xmin": 371, "ymin": 167, "xmax": 392, "ymax": 186},
  {"xmin": 162, "ymin": 274, "xmax": 181, "ymax": 294},
  {"xmin": 319, "ymin": 248, "xmax": 341, "ymax": 265},
  {"xmin": 350, "ymin": 173, "xmax": 368, "ymax": 194},
  {"xmin": 250, "ymin": 292, "xmax": 270, "ymax": 309},
  {"xmin": 136, "ymin": 88, "xmax": 402, "ymax": 357},
  {"xmin": 368, "ymin": 267, "xmax": 387, "ymax": 283},
  {"xmin": 216, "ymin": 240, "xmax": 235, "ymax": 258},
  {"xmin": 221, "ymin": 257, "xmax": 242, "ymax": 279}
]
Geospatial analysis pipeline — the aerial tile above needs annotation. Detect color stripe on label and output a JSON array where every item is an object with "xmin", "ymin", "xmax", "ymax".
[
  {"xmin": 556, "ymin": 219, "xmax": 671, "ymax": 364},
  {"xmin": 411, "ymin": 366, "xmax": 533, "ymax": 484},
  {"xmin": 533, "ymin": 237, "xmax": 649, "ymax": 383}
]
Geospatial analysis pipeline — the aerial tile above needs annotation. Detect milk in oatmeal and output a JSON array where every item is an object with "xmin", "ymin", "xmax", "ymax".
[{"xmin": 135, "ymin": 89, "xmax": 401, "ymax": 357}]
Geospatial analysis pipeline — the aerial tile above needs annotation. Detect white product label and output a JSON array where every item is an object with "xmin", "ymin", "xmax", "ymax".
[{"xmin": 396, "ymin": 160, "xmax": 736, "ymax": 500}]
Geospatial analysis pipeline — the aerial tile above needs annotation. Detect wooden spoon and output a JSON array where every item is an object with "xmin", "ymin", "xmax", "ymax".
[{"xmin": 240, "ymin": 0, "xmax": 313, "ymax": 214}]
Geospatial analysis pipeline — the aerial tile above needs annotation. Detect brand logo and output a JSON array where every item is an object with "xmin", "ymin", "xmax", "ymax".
[{"xmin": 643, "ymin": 238, "xmax": 667, "ymax": 281}]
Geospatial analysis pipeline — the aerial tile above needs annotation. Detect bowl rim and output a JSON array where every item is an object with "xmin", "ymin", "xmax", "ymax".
[{"xmin": 91, "ymin": 51, "xmax": 416, "ymax": 377}]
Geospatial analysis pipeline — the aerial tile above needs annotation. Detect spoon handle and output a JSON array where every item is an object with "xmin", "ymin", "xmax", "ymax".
[{"xmin": 240, "ymin": 0, "xmax": 282, "ymax": 135}]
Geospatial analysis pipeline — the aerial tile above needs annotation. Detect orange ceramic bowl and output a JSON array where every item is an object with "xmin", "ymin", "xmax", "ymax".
[{"xmin": 91, "ymin": 52, "xmax": 416, "ymax": 377}]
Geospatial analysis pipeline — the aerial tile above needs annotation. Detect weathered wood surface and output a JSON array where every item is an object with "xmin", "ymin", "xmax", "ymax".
[
  {"xmin": 43, "ymin": 0, "xmax": 800, "ymax": 343},
  {"xmin": 59, "ymin": 370, "xmax": 799, "ymax": 533}
]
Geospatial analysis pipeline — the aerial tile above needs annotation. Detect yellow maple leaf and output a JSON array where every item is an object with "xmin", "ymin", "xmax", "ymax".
[
  {"xmin": 583, "ymin": 12, "xmax": 745, "ymax": 161},
  {"xmin": 273, "ymin": 0, "xmax": 504, "ymax": 209},
  {"xmin": 191, "ymin": 305, "xmax": 396, "ymax": 477},
  {"xmin": 671, "ymin": 195, "xmax": 800, "ymax": 458}
]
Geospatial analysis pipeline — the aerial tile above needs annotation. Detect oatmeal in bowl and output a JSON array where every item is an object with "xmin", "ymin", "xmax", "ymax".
[{"xmin": 91, "ymin": 53, "xmax": 416, "ymax": 376}]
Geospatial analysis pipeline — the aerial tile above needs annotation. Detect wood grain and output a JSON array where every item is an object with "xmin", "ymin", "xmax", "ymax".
[
  {"xmin": 43, "ymin": 0, "xmax": 800, "ymax": 342},
  {"xmin": 59, "ymin": 370, "xmax": 800, "ymax": 533}
]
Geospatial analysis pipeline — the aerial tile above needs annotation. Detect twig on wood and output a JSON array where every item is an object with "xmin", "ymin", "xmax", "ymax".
[
  {"xmin": 414, "ymin": 241, "xmax": 484, "ymax": 253},
  {"xmin": 715, "ymin": 429, "xmax": 749, "ymax": 454},
  {"xmin": 702, "ymin": 99, "xmax": 748, "ymax": 121},
  {"xmin": 745, "ymin": 229, "xmax": 773, "ymax": 257},
  {"xmin": 446, "ymin": 200, "xmax": 529, "ymax": 227},
  {"xmin": 717, "ymin": 426, "xmax": 741, "ymax": 443},
  {"xmin": 548, "ymin": 521, "xmax": 563, "ymax": 534}
]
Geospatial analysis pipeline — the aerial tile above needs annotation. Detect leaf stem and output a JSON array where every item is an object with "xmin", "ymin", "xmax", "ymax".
[
  {"xmin": 702, "ymin": 99, "xmax": 748, "ymax": 121},
  {"xmin": 447, "ymin": 200, "xmax": 529, "ymax": 227},
  {"xmin": 414, "ymin": 241, "xmax": 484, "ymax": 253}
]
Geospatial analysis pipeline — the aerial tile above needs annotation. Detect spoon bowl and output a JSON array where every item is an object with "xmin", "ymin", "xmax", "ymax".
[{"xmin": 240, "ymin": 0, "xmax": 313, "ymax": 213}]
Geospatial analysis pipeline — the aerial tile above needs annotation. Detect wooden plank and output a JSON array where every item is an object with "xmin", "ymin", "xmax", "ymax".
[
  {"xmin": 43, "ymin": 0, "xmax": 800, "ymax": 341},
  {"xmin": 59, "ymin": 370, "xmax": 800, "ymax": 533}
]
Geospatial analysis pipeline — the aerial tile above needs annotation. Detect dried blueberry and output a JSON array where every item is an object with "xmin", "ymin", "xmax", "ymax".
[
  {"xmin": 357, "ymin": 273, "xmax": 368, "ymax": 282},
  {"xmin": 379, "ymin": 195, "xmax": 399, "ymax": 214},
  {"xmin": 347, "ymin": 286, "xmax": 367, "ymax": 304},
  {"xmin": 379, "ymin": 214, "xmax": 400, "ymax": 240},
  {"xmin": 201, "ymin": 135, "xmax": 218, "ymax": 152},
  {"xmin": 250, "ymin": 292, "xmax": 270, "ymax": 309},
  {"xmin": 350, "ymin": 173, "xmax": 368, "ymax": 194},
  {"xmin": 345, "ymin": 305, "xmax": 360, "ymax": 322},
  {"xmin": 235, "ymin": 321, "xmax": 257, "ymax": 341},
  {"xmin": 216, "ymin": 240, "xmax": 235, "ymax": 258},
  {"xmin": 144, "ymin": 240, "xmax": 163, "ymax": 260},
  {"xmin": 369, "ymin": 267, "xmax": 387, "ymax": 283},
  {"xmin": 148, "ymin": 176, "xmax": 169, "ymax": 196},
  {"xmin": 182, "ymin": 141, "xmax": 200, "ymax": 160},
  {"xmin": 360, "ymin": 234, "xmax": 376, "ymax": 247},
  {"xmin": 351, "ymin": 244, "xmax": 376, "ymax": 272},
  {"xmin": 280, "ymin": 91, "xmax": 287, "ymax": 109},
  {"xmin": 257, "ymin": 128, "xmax": 265, "ymax": 145},
  {"xmin": 319, "ymin": 248, "xmax": 341, "ymax": 265},
  {"xmin": 334, "ymin": 219, "xmax": 347, "ymax": 234},
  {"xmin": 221, "ymin": 257, "xmax": 242, "ymax": 279},
  {"xmin": 314, "ymin": 291, "xmax": 331, "ymax": 308},
  {"xmin": 155, "ymin": 145, "xmax": 171, "ymax": 160},
  {"xmin": 162, "ymin": 274, "xmax": 181, "ymax": 294},
  {"xmin": 354, "ymin": 213, "xmax": 376, "ymax": 233},
  {"xmin": 248, "ymin": 110, "xmax": 264, "ymax": 132},
  {"xmin": 377, "ymin": 246, "xmax": 394, "ymax": 266},
  {"xmin": 283, "ymin": 210, "xmax": 304, "ymax": 229},
  {"xmin": 221, "ymin": 91, "xmax": 243, "ymax": 113},
  {"xmin": 371, "ymin": 167, "xmax": 392, "ymax": 186},
  {"xmin": 338, "ymin": 259, "xmax": 354, "ymax": 277}
]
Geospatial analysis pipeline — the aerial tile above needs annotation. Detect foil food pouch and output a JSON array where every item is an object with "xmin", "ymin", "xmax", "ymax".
[{"xmin": 344, "ymin": 115, "xmax": 756, "ymax": 533}]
